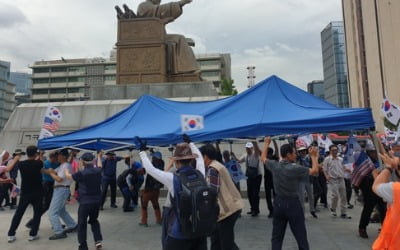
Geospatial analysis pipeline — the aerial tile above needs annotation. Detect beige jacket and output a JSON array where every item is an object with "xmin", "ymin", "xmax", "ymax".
[{"xmin": 209, "ymin": 160, "xmax": 244, "ymax": 221}]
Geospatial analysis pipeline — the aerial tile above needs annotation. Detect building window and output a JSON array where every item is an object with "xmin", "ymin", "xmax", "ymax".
[
  {"xmin": 68, "ymin": 77, "xmax": 85, "ymax": 82},
  {"xmin": 105, "ymin": 64, "xmax": 116, "ymax": 71},
  {"xmin": 201, "ymin": 71, "xmax": 220, "ymax": 77},
  {"xmin": 50, "ymin": 77, "xmax": 67, "ymax": 83},
  {"xmin": 33, "ymin": 78, "xmax": 50, "ymax": 84},
  {"xmin": 50, "ymin": 88, "xmax": 66, "ymax": 94},
  {"xmin": 69, "ymin": 66, "xmax": 85, "ymax": 72},
  {"xmin": 105, "ymin": 75, "xmax": 116, "ymax": 81},
  {"xmin": 32, "ymin": 89, "xmax": 49, "ymax": 95},
  {"xmin": 198, "ymin": 60, "xmax": 220, "ymax": 66},
  {"xmin": 67, "ymin": 88, "xmax": 84, "ymax": 93},
  {"xmin": 51, "ymin": 67, "xmax": 67, "ymax": 73},
  {"xmin": 33, "ymin": 68, "xmax": 50, "ymax": 73}
]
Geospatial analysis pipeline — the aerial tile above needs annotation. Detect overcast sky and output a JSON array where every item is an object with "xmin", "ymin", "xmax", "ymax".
[{"xmin": 0, "ymin": 0, "xmax": 343, "ymax": 92}]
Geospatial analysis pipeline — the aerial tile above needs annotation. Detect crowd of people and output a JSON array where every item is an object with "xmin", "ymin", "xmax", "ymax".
[{"xmin": 0, "ymin": 133, "xmax": 399, "ymax": 249}]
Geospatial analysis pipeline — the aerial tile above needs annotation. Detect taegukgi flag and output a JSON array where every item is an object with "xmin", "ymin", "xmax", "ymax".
[
  {"xmin": 381, "ymin": 98, "xmax": 400, "ymax": 126},
  {"xmin": 181, "ymin": 115, "xmax": 204, "ymax": 132}
]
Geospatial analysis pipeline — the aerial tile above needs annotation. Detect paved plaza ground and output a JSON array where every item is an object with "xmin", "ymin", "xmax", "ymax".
[{"xmin": 0, "ymin": 197, "xmax": 377, "ymax": 250}]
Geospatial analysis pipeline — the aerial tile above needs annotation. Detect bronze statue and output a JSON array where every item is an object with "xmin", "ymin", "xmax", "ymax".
[
  {"xmin": 137, "ymin": 0, "xmax": 192, "ymax": 24},
  {"xmin": 136, "ymin": 0, "xmax": 199, "ymax": 75},
  {"xmin": 115, "ymin": 0, "xmax": 200, "ymax": 83}
]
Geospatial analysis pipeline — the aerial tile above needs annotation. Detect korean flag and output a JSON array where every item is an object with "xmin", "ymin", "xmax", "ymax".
[{"xmin": 181, "ymin": 115, "xmax": 204, "ymax": 132}]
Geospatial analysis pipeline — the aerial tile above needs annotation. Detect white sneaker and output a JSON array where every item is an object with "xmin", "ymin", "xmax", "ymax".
[
  {"xmin": 95, "ymin": 241, "xmax": 102, "ymax": 249},
  {"xmin": 28, "ymin": 235, "xmax": 40, "ymax": 241},
  {"xmin": 7, "ymin": 235, "xmax": 16, "ymax": 243}
]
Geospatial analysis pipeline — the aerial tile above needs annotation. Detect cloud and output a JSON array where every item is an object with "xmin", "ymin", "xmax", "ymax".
[
  {"xmin": 0, "ymin": 2, "xmax": 28, "ymax": 29},
  {"xmin": 0, "ymin": 0, "xmax": 342, "ymax": 93}
]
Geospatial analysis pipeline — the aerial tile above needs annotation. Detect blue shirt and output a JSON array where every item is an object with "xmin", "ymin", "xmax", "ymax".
[
  {"xmin": 42, "ymin": 160, "xmax": 60, "ymax": 182},
  {"xmin": 102, "ymin": 156, "xmax": 123, "ymax": 179}
]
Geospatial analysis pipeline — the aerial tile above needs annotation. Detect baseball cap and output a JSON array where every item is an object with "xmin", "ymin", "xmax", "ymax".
[
  {"xmin": 245, "ymin": 142, "xmax": 254, "ymax": 148},
  {"xmin": 151, "ymin": 151, "xmax": 162, "ymax": 160},
  {"xmin": 81, "ymin": 152, "xmax": 95, "ymax": 162}
]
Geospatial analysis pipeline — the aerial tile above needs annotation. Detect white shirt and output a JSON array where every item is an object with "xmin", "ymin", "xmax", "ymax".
[
  {"xmin": 376, "ymin": 182, "xmax": 394, "ymax": 204},
  {"xmin": 139, "ymin": 143, "xmax": 205, "ymax": 207},
  {"xmin": 55, "ymin": 162, "xmax": 73, "ymax": 186}
]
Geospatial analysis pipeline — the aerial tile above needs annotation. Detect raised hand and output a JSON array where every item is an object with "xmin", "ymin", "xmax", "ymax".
[{"xmin": 182, "ymin": 134, "xmax": 191, "ymax": 143}]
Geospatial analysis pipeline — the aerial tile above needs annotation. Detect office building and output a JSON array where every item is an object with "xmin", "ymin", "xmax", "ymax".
[
  {"xmin": 31, "ymin": 58, "xmax": 116, "ymax": 103},
  {"xmin": 307, "ymin": 80, "xmax": 325, "ymax": 100},
  {"xmin": 31, "ymin": 54, "xmax": 231, "ymax": 102},
  {"xmin": 342, "ymin": 0, "xmax": 400, "ymax": 130},
  {"xmin": 321, "ymin": 21, "xmax": 349, "ymax": 108},
  {"xmin": 0, "ymin": 60, "xmax": 17, "ymax": 131}
]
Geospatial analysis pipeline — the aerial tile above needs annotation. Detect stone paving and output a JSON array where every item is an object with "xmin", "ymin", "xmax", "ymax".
[{"xmin": 0, "ymin": 197, "xmax": 377, "ymax": 250}]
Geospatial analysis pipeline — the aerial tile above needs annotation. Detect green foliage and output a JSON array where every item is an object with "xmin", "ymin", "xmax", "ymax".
[{"xmin": 219, "ymin": 79, "xmax": 238, "ymax": 96}]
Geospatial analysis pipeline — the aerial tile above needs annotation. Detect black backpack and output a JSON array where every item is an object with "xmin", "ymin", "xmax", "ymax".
[{"xmin": 172, "ymin": 167, "xmax": 219, "ymax": 239}]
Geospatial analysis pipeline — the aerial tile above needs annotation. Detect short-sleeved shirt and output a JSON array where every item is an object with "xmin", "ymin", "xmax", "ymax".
[
  {"xmin": 18, "ymin": 160, "xmax": 43, "ymax": 195},
  {"xmin": 55, "ymin": 162, "xmax": 73, "ymax": 187},
  {"xmin": 42, "ymin": 160, "xmax": 60, "ymax": 183},
  {"xmin": 72, "ymin": 166, "xmax": 102, "ymax": 205},
  {"xmin": 265, "ymin": 160, "xmax": 309, "ymax": 198},
  {"xmin": 376, "ymin": 182, "xmax": 394, "ymax": 204}
]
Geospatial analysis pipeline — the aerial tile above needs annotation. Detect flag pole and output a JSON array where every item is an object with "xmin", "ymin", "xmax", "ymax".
[{"xmin": 369, "ymin": 130, "xmax": 383, "ymax": 168}]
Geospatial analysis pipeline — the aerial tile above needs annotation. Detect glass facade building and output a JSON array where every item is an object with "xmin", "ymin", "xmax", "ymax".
[
  {"xmin": 321, "ymin": 21, "xmax": 349, "ymax": 108},
  {"xmin": 307, "ymin": 80, "xmax": 325, "ymax": 100}
]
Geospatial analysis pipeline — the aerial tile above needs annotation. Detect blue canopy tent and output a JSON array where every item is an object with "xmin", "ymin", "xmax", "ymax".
[{"xmin": 38, "ymin": 75, "xmax": 375, "ymax": 151}]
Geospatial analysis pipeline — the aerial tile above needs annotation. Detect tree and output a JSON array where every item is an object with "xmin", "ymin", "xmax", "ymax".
[{"xmin": 219, "ymin": 78, "xmax": 238, "ymax": 96}]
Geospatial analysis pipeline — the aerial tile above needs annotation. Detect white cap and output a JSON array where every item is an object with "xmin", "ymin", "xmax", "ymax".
[{"xmin": 245, "ymin": 142, "xmax": 254, "ymax": 148}]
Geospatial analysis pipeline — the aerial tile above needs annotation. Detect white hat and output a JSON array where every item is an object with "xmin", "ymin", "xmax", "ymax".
[{"xmin": 245, "ymin": 142, "xmax": 254, "ymax": 148}]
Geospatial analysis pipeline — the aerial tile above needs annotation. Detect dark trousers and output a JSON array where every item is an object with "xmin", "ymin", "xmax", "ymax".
[
  {"xmin": 78, "ymin": 203, "xmax": 102, "ymax": 250},
  {"xmin": 312, "ymin": 176, "xmax": 322, "ymax": 208},
  {"xmin": 344, "ymin": 178, "xmax": 352, "ymax": 204},
  {"xmin": 8, "ymin": 193, "xmax": 43, "ymax": 237},
  {"xmin": 318, "ymin": 174, "xmax": 328, "ymax": 206},
  {"xmin": 247, "ymin": 175, "xmax": 262, "ymax": 213},
  {"xmin": 42, "ymin": 181, "xmax": 55, "ymax": 214},
  {"xmin": 264, "ymin": 172, "xmax": 275, "ymax": 214},
  {"xmin": 0, "ymin": 183, "xmax": 9, "ymax": 206},
  {"xmin": 272, "ymin": 196, "xmax": 309, "ymax": 250},
  {"xmin": 27, "ymin": 181, "xmax": 54, "ymax": 227},
  {"xmin": 211, "ymin": 210, "xmax": 241, "ymax": 250},
  {"xmin": 165, "ymin": 236, "xmax": 207, "ymax": 250},
  {"xmin": 101, "ymin": 178, "xmax": 116, "ymax": 206},
  {"xmin": 358, "ymin": 177, "xmax": 387, "ymax": 230},
  {"xmin": 6, "ymin": 179, "xmax": 17, "ymax": 206}
]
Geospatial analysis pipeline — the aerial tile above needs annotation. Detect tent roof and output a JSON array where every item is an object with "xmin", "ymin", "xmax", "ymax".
[{"xmin": 38, "ymin": 75, "xmax": 375, "ymax": 150}]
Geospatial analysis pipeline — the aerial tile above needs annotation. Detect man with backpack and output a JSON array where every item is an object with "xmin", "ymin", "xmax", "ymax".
[
  {"xmin": 137, "ymin": 136, "xmax": 218, "ymax": 250},
  {"xmin": 200, "ymin": 144, "xmax": 243, "ymax": 250}
]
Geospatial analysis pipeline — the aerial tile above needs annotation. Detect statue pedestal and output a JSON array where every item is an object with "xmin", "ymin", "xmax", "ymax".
[
  {"xmin": 116, "ymin": 18, "xmax": 201, "ymax": 84},
  {"xmin": 116, "ymin": 18, "xmax": 167, "ymax": 84}
]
